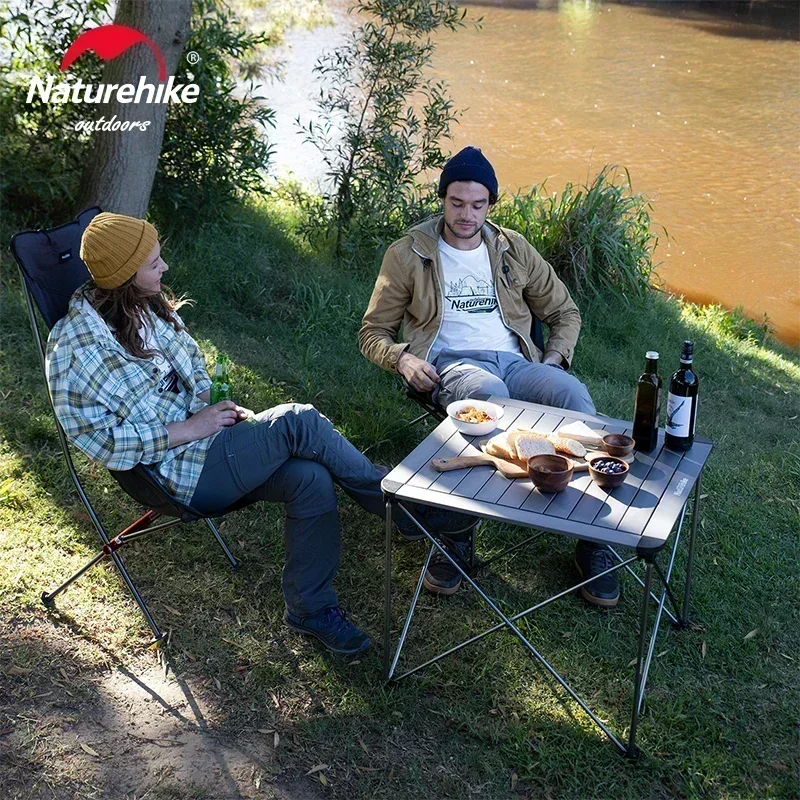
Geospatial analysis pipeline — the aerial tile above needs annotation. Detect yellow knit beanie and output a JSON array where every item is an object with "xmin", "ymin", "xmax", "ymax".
[{"xmin": 80, "ymin": 212, "xmax": 159, "ymax": 289}]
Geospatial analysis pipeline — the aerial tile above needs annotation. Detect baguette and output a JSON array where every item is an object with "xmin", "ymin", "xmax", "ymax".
[{"xmin": 546, "ymin": 434, "xmax": 587, "ymax": 458}]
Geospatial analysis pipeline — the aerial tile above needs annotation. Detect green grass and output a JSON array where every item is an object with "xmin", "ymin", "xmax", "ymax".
[{"xmin": 1, "ymin": 195, "xmax": 798, "ymax": 799}]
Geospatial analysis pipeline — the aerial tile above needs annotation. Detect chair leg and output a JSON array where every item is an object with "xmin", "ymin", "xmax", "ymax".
[
  {"xmin": 42, "ymin": 510, "xmax": 172, "ymax": 646},
  {"xmin": 203, "ymin": 517, "xmax": 240, "ymax": 569}
]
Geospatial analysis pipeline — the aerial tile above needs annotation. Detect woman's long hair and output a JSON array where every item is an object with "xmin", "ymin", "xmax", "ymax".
[{"xmin": 85, "ymin": 276, "xmax": 192, "ymax": 359}]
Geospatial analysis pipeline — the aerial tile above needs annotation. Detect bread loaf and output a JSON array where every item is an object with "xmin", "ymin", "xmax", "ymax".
[
  {"xmin": 484, "ymin": 431, "xmax": 516, "ymax": 462},
  {"xmin": 546, "ymin": 434, "xmax": 587, "ymax": 458},
  {"xmin": 506, "ymin": 429, "xmax": 548, "ymax": 460}
]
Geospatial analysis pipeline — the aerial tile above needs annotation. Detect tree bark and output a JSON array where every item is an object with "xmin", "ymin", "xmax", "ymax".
[{"xmin": 75, "ymin": 0, "xmax": 192, "ymax": 217}]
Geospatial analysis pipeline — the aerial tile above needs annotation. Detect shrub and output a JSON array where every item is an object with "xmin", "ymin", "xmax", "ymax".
[
  {"xmin": 0, "ymin": 0, "xmax": 276, "ymax": 224},
  {"xmin": 491, "ymin": 165, "xmax": 661, "ymax": 301},
  {"xmin": 0, "ymin": 0, "xmax": 110, "ymax": 226}
]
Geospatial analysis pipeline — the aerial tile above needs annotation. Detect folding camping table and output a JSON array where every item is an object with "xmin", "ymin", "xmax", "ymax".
[{"xmin": 381, "ymin": 397, "xmax": 712, "ymax": 757}]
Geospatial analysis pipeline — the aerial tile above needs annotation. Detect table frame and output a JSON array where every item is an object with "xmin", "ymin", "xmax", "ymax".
[{"xmin": 381, "ymin": 397, "xmax": 710, "ymax": 758}]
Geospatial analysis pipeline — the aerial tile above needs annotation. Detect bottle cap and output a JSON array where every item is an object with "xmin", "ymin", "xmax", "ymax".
[{"xmin": 646, "ymin": 351, "xmax": 659, "ymax": 360}]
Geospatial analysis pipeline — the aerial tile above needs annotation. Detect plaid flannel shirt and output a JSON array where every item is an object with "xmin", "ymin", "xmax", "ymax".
[{"xmin": 45, "ymin": 286, "xmax": 217, "ymax": 504}]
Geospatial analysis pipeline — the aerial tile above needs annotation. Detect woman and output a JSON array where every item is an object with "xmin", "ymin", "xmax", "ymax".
[{"xmin": 46, "ymin": 212, "xmax": 470, "ymax": 656}]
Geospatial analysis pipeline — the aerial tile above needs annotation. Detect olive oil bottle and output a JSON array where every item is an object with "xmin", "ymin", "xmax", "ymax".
[{"xmin": 632, "ymin": 351, "xmax": 661, "ymax": 451}]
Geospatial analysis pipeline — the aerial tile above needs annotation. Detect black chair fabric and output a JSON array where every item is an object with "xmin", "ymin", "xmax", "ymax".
[{"xmin": 10, "ymin": 207, "xmax": 100, "ymax": 328}]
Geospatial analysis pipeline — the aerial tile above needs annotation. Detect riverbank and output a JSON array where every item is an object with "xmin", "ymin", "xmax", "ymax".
[{"xmin": 1, "ymin": 194, "xmax": 798, "ymax": 799}]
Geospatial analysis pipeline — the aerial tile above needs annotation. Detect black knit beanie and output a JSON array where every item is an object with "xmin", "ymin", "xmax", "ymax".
[{"xmin": 438, "ymin": 146, "xmax": 498, "ymax": 202}]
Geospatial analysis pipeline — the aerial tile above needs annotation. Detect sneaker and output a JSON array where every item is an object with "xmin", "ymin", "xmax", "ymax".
[
  {"xmin": 574, "ymin": 541, "xmax": 620, "ymax": 608},
  {"xmin": 284, "ymin": 606, "xmax": 371, "ymax": 655},
  {"xmin": 394, "ymin": 504, "xmax": 478, "ymax": 542},
  {"xmin": 422, "ymin": 535, "xmax": 473, "ymax": 596}
]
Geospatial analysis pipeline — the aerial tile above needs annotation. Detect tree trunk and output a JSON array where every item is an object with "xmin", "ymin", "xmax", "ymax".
[{"xmin": 75, "ymin": 0, "xmax": 192, "ymax": 217}]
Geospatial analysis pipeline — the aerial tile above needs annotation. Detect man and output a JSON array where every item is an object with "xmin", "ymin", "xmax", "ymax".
[{"xmin": 359, "ymin": 147, "xmax": 618, "ymax": 608}]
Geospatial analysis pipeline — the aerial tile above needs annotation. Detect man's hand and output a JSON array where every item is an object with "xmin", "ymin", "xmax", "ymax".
[
  {"xmin": 542, "ymin": 352, "xmax": 564, "ymax": 367},
  {"xmin": 397, "ymin": 352, "xmax": 440, "ymax": 393}
]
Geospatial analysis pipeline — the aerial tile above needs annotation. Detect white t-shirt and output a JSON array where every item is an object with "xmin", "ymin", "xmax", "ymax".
[{"xmin": 429, "ymin": 237, "xmax": 521, "ymax": 363}]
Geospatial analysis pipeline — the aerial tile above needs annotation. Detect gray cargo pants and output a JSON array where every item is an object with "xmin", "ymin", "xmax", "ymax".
[
  {"xmin": 433, "ymin": 348, "xmax": 596, "ymax": 415},
  {"xmin": 190, "ymin": 403, "xmax": 385, "ymax": 618}
]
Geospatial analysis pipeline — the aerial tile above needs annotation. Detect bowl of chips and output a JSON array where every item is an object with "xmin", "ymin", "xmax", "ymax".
[{"xmin": 446, "ymin": 399, "xmax": 504, "ymax": 436}]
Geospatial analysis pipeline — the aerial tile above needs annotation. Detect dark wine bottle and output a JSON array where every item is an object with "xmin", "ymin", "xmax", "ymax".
[
  {"xmin": 665, "ymin": 340, "xmax": 698, "ymax": 451},
  {"xmin": 632, "ymin": 351, "xmax": 661, "ymax": 451}
]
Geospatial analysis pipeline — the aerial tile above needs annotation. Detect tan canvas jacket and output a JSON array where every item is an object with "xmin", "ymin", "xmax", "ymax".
[{"xmin": 359, "ymin": 215, "xmax": 583, "ymax": 374}]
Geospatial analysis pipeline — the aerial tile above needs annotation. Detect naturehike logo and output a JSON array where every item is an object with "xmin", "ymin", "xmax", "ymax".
[
  {"xmin": 25, "ymin": 24, "xmax": 200, "ymax": 133},
  {"xmin": 445, "ymin": 277, "xmax": 498, "ymax": 314},
  {"xmin": 60, "ymin": 25, "xmax": 167, "ymax": 81}
]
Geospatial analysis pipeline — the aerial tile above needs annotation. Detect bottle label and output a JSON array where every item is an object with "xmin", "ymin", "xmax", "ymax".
[{"xmin": 666, "ymin": 392, "xmax": 693, "ymax": 437}]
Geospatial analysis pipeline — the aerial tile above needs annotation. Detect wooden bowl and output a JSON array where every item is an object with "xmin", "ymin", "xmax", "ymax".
[
  {"xmin": 602, "ymin": 433, "xmax": 636, "ymax": 457},
  {"xmin": 587, "ymin": 454, "xmax": 630, "ymax": 489},
  {"xmin": 527, "ymin": 454, "xmax": 574, "ymax": 493}
]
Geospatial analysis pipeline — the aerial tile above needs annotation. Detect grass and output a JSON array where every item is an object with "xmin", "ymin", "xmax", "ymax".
[{"xmin": 1, "ymin": 194, "xmax": 798, "ymax": 799}]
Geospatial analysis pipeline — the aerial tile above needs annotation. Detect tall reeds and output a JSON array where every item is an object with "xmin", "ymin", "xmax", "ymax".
[{"xmin": 491, "ymin": 165, "xmax": 661, "ymax": 301}]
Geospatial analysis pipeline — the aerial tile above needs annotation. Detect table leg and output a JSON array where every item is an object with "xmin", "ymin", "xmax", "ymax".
[
  {"xmin": 627, "ymin": 559, "xmax": 653, "ymax": 758},
  {"xmin": 681, "ymin": 472, "xmax": 703, "ymax": 627},
  {"xmin": 383, "ymin": 496, "xmax": 393, "ymax": 680}
]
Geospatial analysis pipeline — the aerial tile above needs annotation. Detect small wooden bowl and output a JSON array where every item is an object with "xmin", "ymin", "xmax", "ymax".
[
  {"xmin": 527, "ymin": 454, "xmax": 574, "ymax": 493},
  {"xmin": 602, "ymin": 433, "xmax": 635, "ymax": 457},
  {"xmin": 587, "ymin": 454, "xmax": 630, "ymax": 490}
]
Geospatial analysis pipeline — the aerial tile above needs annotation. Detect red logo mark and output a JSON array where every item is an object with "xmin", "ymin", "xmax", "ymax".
[{"xmin": 60, "ymin": 24, "xmax": 167, "ymax": 82}]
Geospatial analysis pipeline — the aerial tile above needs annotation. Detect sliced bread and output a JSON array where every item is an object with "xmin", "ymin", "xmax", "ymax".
[
  {"xmin": 514, "ymin": 433, "xmax": 556, "ymax": 460},
  {"xmin": 546, "ymin": 434, "xmax": 587, "ymax": 458},
  {"xmin": 506, "ymin": 429, "xmax": 549, "ymax": 460}
]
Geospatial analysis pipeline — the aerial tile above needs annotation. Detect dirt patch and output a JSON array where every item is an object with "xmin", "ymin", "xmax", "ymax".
[{"xmin": 0, "ymin": 621, "xmax": 324, "ymax": 800}]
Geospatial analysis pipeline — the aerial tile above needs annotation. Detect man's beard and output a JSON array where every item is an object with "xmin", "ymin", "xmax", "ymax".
[{"xmin": 445, "ymin": 220, "xmax": 479, "ymax": 239}]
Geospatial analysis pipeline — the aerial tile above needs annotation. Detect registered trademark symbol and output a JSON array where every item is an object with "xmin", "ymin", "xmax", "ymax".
[{"xmin": 186, "ymin": 51, "xmax": 200, "ymax": 65}]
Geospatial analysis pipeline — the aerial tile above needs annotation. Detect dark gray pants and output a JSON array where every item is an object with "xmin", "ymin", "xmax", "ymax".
[{"xmin": 190, "ymin": 403, "xmax": 385, "ymax": 618}]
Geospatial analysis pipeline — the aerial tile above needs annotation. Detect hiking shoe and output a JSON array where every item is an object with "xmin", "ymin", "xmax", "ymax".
[
  {"xmin": 394, "ymin": 504, "xmax": 478, "ymax": 542},
  {"xmin": 284, "ymin": 606, "xmax": 371, "ymax": 655},
  {"xmin": 574, "ymin": 541, "xmax": 620, "ymax": 608},
  {"xmin": 422, "ymin": 535, "xmax": 473, "ymax": 596}
]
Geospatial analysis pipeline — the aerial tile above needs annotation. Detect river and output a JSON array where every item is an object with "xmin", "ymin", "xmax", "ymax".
[{"xmin": 262, "ymin": 0, "xmax": 800, "ymax": 346}]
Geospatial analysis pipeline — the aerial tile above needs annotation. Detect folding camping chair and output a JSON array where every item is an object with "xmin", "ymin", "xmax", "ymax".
[
  {"xmin": 10, "ymin": 207, "xmax": 245, "ymax": 646},
  {"xmin": 404, "ymin": 315, "xmax": 547, "ymax": 426}
]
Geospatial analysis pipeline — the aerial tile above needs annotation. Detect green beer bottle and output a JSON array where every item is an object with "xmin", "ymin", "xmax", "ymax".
[{"xmin": 210, "ymin": 354, "xmax": 232, "ymax": 404}]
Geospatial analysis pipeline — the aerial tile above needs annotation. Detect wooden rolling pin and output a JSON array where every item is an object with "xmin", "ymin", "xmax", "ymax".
[{"xmin": 431, "ymin": 454, "xmax": 589, "ymax": 479}]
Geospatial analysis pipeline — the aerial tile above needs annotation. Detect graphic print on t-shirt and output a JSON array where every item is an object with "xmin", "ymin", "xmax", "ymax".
[
  {"xmin": 156, "ymin": 369, "xmax": 180, "ymax": 396},
  {"xmin": 445, "ymin": 275, "xmax": 498, "ymax": 314}
]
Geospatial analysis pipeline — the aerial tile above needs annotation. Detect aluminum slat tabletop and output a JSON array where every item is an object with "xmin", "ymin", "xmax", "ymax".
[{"xmin": 382, "ymin": 396, "xmax": 712, "ymax": 556}]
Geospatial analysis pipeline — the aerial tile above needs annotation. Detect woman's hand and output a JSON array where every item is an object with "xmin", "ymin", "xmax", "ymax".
[
  {"xmin": 166, "ymin": 401, "xmax": 240, "ymax": 447},
  {"xmin": 234, "ymin": 405, "xmax": 255, "ymax": 422}
]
